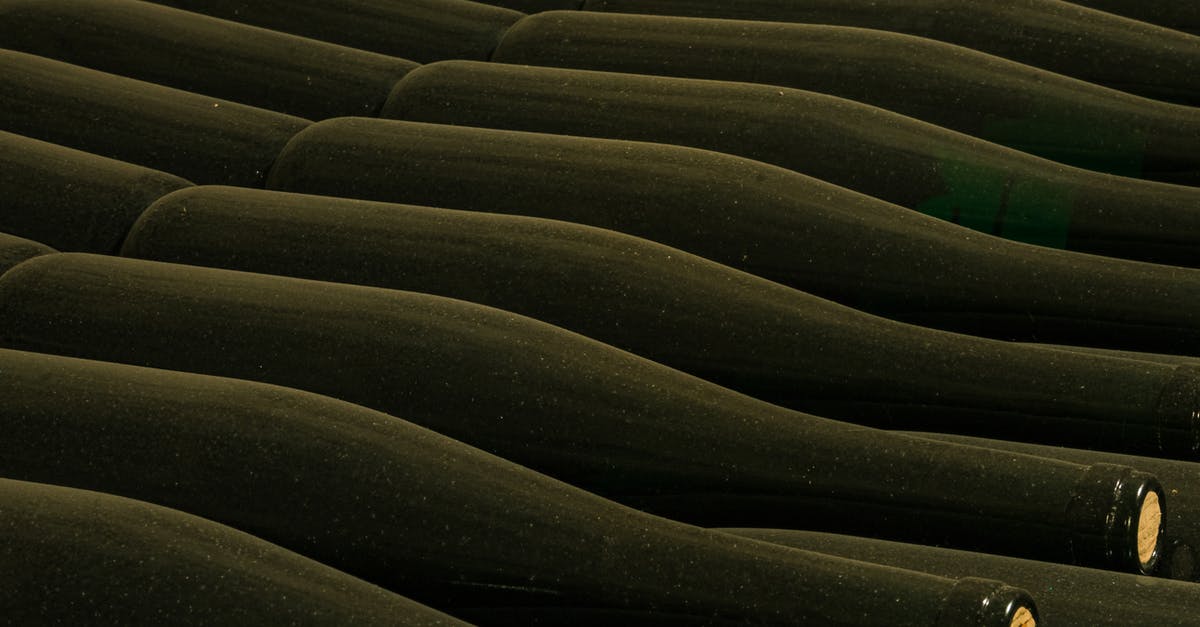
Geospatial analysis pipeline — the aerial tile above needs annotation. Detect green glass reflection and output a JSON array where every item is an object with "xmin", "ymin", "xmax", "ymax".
[
  {"xmin": 916, "ymin": 159, "xmax": 1074, "ymax": 249},
  {"xmin": 914, "ymin": 111, "xmax": 1151, "ymax": 249}
]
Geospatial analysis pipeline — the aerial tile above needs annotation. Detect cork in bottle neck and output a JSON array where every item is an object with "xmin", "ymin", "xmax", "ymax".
[
  {"xmin": 1009, "ymin": 606, "xmax": 1036, "ymax": 627},
  {"xmin": 1139, "ymin": 491, "xmax": 1163, "ymax": 569}
]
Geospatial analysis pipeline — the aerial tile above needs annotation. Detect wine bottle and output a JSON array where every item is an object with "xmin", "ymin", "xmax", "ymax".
[
  {"xmin": 0, "ymin": 50, "xmax": 310, "ymax": 186},
  {"xmin": 122, "ymin": 187, "xmax": 1200, "ymax": 420},
  {"xmin": 384, "ymin": 60, "xmax": 1200, "ymax": 259},
  {"xmin": 0, "ymin": 131, "xmax": 192, "ymax": 253},
  {"xmin": 120, "ymin": 184, "xmax": 1200, "ymax": 452},
  {"xmin": 491, "ymin": 11, "xmax": 1200, "ymax": 182},
  {"xmin": 0, "ymin": 477, "xmax": 465, "ymax": 626},
  {"xmin": 0, "ymin": 254, "xmax": 1172, "ymax": 574},
  {"xmin": 1065, "ymin": 0, "xmax": 1199, "ymax": 35},
  {"xmin": 0, "ymin": 346, "xmax": 1041, "ymax": 624},
  {"xmin": 124, "ymin": 186, "xmax": 1200, "ymax": 361},
  {"xmin": 18, "ymin": 116, "xmax": 1200, "ymax": 357},
  {"xmin": 905, "ymin": 430, "xmax": 1200, "ymax": 582},
  {"xmin": 0, "ymin": 0, "xmax": 418, "ymax": 120},
  {"xmin": 721, "ymin": 528, "xmax": 1194, "ymax": 627},
  {"xmin": 566, "ymin": 0, "xmax": 1200, "ymax": 106},
  {"xmin": 0, "ymin": 232, "xmax": 53, "ymax": 275},
  {"xmin": 143, "ymin": 0, "xmax": 524, "ymax": 63},
  {"xmin": 263, "ymin": 119, "xmax": 1200, "ymax": 356}
]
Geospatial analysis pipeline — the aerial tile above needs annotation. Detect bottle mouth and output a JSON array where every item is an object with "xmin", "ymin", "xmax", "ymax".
[
  {"xmin": 1066, "ymin": 463, "xmax": 1165, "ymax": 574},
  {"xmin": 938, "ymin": 578, "xmax": 1039, "ymax": 627}
]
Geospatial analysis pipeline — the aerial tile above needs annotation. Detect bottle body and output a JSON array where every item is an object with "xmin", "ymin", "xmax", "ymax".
[
  {"xmin": 0, "ymin": 131, "xmax": 193, "ymax": 252},
  {"xmin": 0, "ymin": 254, "xmax": 1168, "ymax": 573},
  {"xmin": 0, "ymin": 477, "xmax": 465, "ymax": 626},
  {"xmin": 492, "ymin": 11, "xmax": 1200, "ymax": 182},
  {"xmin": 124, "ymin": 185, "xmax": 1200, "ymax": 459},
  {"xmin": 724, "ymin": 527, "xmax": 1193, "ymax": 626},
  {"xmin": 0, "ymin": 0, "xmax": 418, "ymax": 119},
  {"xmin": 385, "ymin": 60, "xmax": 1200, "ymax": 260},
  {"xmin": 0, "ymin": 50, "xmax": 309, "ymax": 186},
  {"xmin": 143, "ymin": 0, "xmax": 524, "ymax": 62},
  {"xmin": 0, "ymin": 346, "xmax": 1038, "ymax": 624},
  {"xmin": 578, "ymin": 0, "xmax": 1200, "ymax": 105}
]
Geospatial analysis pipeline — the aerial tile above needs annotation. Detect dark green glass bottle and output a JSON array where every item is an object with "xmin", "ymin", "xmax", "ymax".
[
  {"xmin": 0, "ymin": 477, "xmax": 465, "ymax": 625},
  {"xmin": 722, "ymin": 528, "xmax": 1192, "ymax": 627},
  {"xmin": 263, "ymin": 119, "xmax": 1200, "ymax": 356},
  {"xmin": 0, "ymin": 232, "xmax": 53, "ymax": 275},
  {"xmin": 491, "ymin": 11, "xmax": 1200, "ymax": 182},
  {"xmin": 143, "ymin": 0, "xmax": 524, "ymax": 63},
  {"xmin": 573, "ymin": 0, "xmax": 1200, "ymax": 105},
  {"xmin": 0, "ymin": 131, "xmax": 193, "ymax": 252},
  {"xmin": 113, "ymin": 183, "xmax": 1200, "ymax": 458},
  {"xmin": 384, "ymin": 61, "xmax": 1200, "ymax": 258},
  {"xmin": 0, "ymin": 254, "xmax": 1172, "ymax": 574},
  {"xmin": 906, "ymin": 429, "xmax": 1200, "ymax": 583},
  {"xmin": 0, "ymin": 50, "xmax": 310, "ymax": 186},
  {"xmin": 0, "ymin": 0, "xmax": 418, "ymax": 120},
  {"xmin": 0, "ymin": 347, "xmax": 1040, "ymax": 625}
]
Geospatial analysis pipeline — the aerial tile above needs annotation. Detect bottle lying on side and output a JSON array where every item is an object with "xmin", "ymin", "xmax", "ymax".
[
  {"xmin": 0, "ymin": 50, "xmax": 310, "ymax": 186},
  {"xmin": 264, "ymin": 119, "xmax": 1200, "ymax": 357},
  {"xmin": 384, "ymin": 60, "xmax": 1200, "ymax": 265},
  {"xmin": 0, "ymin": 253, "xmax": 1171, "ymax": 574},
  {"xmin": 0, "ymin": 347, "xmax": 1041, "ymax": 625},
  {"xmin": 0, "ymin": 232, "xmax": 53, "ymax": 275},
  {"xmin": 904, "ymin": 429, "xmax": 1200, "ymax": 583},
  {"xmin": 0, "ymin": 131, "xmax": 193, "ymax": 252},
  {"xmin": 119, "ymin": 186, "xmax": 1200, "ymax": 458},
  {"xmin": 142, "ymin": 0, "xmax": 523, "ymax": 63},
  {"xmin": 570, "ymin": 0, "xmax": 1200, "ymax": 106},
  {"xmin": 720, "ymin": 528, "xmax": 1194, "ymax": 627},
  {"xmin": 11, "ymin": 124, "xmax": 1197, "ymax": 359},
  {"xmin": 1065, "ymin": 0, "xmax": 1199, "ymax": 35},
  {"xmin": 0, "ymin": 477, "xmax": 465, "ymax": 626},
  {"xmin": 0, "ymin": 0, "xmax": 418, "ymax": 120},
  {"xmin": 491, "ymin": 11, "xmax": 1200, "ymax": 183}
]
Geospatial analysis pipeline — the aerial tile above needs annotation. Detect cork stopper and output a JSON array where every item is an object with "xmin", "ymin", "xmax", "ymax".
[
  {"xmin": 1139, "ymin": 491, "xmax": 1163, "ymax": 568},
  {"xmin": 1009, "ymin": 606, "xmax": 1036, "ymax": 627}
]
